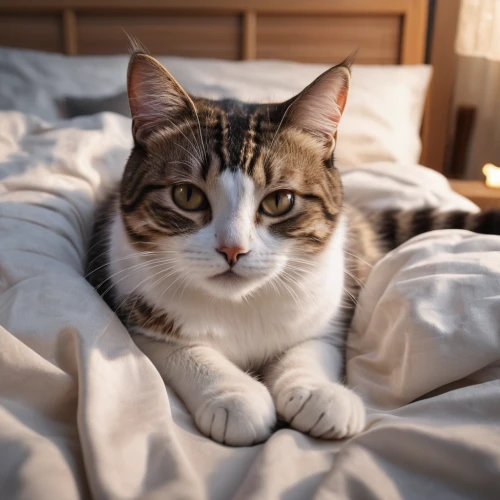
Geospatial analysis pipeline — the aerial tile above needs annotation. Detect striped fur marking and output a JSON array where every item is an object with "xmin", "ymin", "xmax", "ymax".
[
  {"xmin": 370, "ymin": 207, "xmax": 500, "ymax": 251},
  {"xmin": 121, "ymin": 295, "xmax": 181, "ymax": 338}
]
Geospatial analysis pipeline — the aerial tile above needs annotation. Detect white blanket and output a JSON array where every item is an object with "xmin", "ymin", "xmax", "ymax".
[{"xmin": 1, "ymin": 112, "xmax": 499, "ymax": 499}]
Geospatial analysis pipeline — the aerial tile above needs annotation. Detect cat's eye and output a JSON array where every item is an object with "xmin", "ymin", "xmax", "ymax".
[
  {"xmin": 172, "ymin": 184, "xmax": 208, "ymax": 211},
  {"xmin": 260, "ymin": 190, "xmax": 294, "ymax": 217}
]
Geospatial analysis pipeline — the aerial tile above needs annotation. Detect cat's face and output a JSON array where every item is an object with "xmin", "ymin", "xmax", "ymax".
[{"xmin": 120, "ymin": 51, "xmax": 351, "ymax": 301}]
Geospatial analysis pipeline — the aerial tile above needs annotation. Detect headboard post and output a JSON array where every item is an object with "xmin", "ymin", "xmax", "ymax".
[
  {"xmin": 400, "ymin": 0, "xmax": 428, "ymax": 64},
  {"xmin": 62, "ymin": 9, "xmax": 78, "ymax": 55},
  {"xmin": 242, "ymin": 11, "xmax": 257, "ymax": 60},
  {"xmin": 420, "ymin": 0, "xmax": 461, "ymax": 173}
]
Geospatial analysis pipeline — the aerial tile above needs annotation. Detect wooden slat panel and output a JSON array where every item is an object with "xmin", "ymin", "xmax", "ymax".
[
  {"xmin": 256, "ymin": 15, "xmax": 401, "ymax": 64},
  {"xmin": 77, "ymin": 15, "xmax": 241, "ymax": 59},
  {"xmin": 0, "ymin": 0, "xmax": 422, "ymax": 15},
  {"xmin": 0, "ymin": 15, "xmax": 62, "ymax": 52}
]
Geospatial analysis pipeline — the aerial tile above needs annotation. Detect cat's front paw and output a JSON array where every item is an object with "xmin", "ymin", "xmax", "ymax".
[
  {"xmin": 275, "ymin": 381, "xmax": 365, "ymax": 439},
  {"xmin": 195, "ymin": 379, "xmax": 276, "ymax": 446}
]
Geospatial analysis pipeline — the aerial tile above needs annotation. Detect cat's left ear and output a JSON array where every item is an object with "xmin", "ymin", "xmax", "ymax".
[{"xmin": 285, "ymin": 54, "xmax": 354, "ymax": 156}]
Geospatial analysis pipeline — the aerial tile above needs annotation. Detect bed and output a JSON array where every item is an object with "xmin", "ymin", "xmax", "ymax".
[{"xmin": 1, "ymin": 1, "xmax": 500, "ymax": 499}]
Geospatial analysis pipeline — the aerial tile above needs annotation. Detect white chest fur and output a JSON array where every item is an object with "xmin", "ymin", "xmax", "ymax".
[{"xmin": 108, "ymin": 213, "xmax": 346, "ymax": 370}]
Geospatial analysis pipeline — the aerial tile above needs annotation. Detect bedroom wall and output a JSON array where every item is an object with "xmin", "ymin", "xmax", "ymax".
[
  {"xmin": 451, "ymin": 57, "xmax": 500, "ymax": 180},
  {"xmin": 449, "ymin": 0, "xmax": 500, "ymax": 180}
]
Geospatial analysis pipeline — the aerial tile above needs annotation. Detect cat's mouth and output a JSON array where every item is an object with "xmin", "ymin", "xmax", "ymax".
[{"xmin": 209, "ymin": 269, "xmax": 245, "ymax": 281}]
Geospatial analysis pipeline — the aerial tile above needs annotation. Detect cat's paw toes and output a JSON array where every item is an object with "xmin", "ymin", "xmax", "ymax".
[
  {"xmin": 276, "ymin": 382, "xmax": 365, "ymax": 439},
  {"xmin": 195, "ymin": 381, "xmax": 276, "ymax": 446}
]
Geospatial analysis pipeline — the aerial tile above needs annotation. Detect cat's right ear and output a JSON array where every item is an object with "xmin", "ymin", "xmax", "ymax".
[
  {"xmin": 282, "ymin": 53, "xmax": 354, "ymax": 157},
  {"xmin": 127, "ymin": 50, "xmax": 196, "ymax": 144}
]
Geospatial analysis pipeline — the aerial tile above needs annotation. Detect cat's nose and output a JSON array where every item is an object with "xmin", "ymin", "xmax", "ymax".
[{"xmin": 217, "ymin": 247, "xmax": 249, "ymax": 266}]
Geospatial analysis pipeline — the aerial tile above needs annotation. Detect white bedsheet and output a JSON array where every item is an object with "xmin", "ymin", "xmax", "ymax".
[{"xmin": 1, "ymin": 112, "xmax": 499, "ymax": 499}]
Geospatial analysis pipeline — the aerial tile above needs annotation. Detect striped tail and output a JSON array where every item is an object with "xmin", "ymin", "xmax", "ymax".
[{"xmin": 370, "ymin": 208, "xmax": 500, "ymax": 251}]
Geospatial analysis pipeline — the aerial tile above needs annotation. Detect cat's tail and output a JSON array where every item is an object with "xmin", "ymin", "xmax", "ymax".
[{"xmin": 369, "ymin": 208, "xmax": 500, "ymax": 251}]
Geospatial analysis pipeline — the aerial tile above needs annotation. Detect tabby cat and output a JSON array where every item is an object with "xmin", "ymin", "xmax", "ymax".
[{"xmin": 87, "ymin": 47, "xmax": 500, "ymax": 446}]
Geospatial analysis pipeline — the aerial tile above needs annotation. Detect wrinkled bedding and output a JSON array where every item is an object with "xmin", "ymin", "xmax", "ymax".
[{"xmin": 0, "ymin": 111, "xmax": 499, "ymax": 499}]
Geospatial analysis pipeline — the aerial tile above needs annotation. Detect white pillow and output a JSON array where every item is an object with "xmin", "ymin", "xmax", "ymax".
[{"xmin": 0, "ymin": 47, "xmax": 431, "ymax": 167}]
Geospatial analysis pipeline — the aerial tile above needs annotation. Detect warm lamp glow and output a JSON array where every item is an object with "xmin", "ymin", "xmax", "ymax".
[{"xmin": 482, "ymin": 163, "xmax": 500, "ymax": 188}]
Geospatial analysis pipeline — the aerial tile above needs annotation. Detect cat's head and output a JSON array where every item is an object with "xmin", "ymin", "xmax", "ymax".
[{"xmin": 120, "ymin": 48, "xmax": 351, "ymax": 301}]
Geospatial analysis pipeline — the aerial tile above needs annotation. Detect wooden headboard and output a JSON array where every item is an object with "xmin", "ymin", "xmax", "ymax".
[
  {"xmin": 0, "ymin": 0, "xmax": 428, "ymax": 62},
  {"xmin": 0, "ymin": 0, "xmax": 458, "ymax": 172}
]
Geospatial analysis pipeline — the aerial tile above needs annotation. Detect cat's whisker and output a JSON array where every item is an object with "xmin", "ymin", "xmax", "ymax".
[
  {"xmin": 280, "ymin": 271, "xmax": 307, "ymax": 294},
  {"xmin": 82, "ymin": 233, "xmax": 111, "ymax": 262},
  {"xmin": 166, "ymin": 117, "xmax": 204, "ymax": 162},
  {"xmin": 85, "ymin": 251, "xmax": 164, "ymax": 278},
  {"xmin": 99, "ymin": 265, "xmax": 178, "ymax": 305},
  {"xmin": 342, "ymin": 286, "xmax": 366, "ymax": 320},
  {"xmin": 97, "ymin": 255, "xmax": 178, "ymax": 282},
  {"xmin": 174, "ymin": 273, "xmax": 193, "ymax": 301},
  {"xmin": 280, "ymin": 271, "xmax": 316, "ymax": 304},
  {"xmin": 276, "ymin": 274, "xmax": 302, "ymax": 310},
  {"xmin": 97, "ymin": 259, "xmax": 177, "ymax": 297},
  {"xmin": 342, "ymin": 287, "xmax": 360, "ymax": 306},
  {"xmin": 286, "ymin": 261, "xmax": 319, "ymax": 269},
  {"xmin": 92, "ymin": 258, "xmax": 168, "ymax": 293},
  {"xmin": 285, "ymin": 265, "xmax": 317, "ymax": 278},
  {"xmin": 173, "ymin": 141, "xmax": 203, "ymax": 167},
  {"xmin": 171, "ymin": 268, "xmax": 193, "ymax": 301},
  {"xmin": 112, "ymin": 265, "xmax": 178, "ymax": 322},
  {"xmin": 287, "ymin": 259, "xmax": 320, "ymax": 270},
  {"xmin": 343, "ymin": 269, "xmax": 365, "ymax": 289},
  {"xmin": 265, "ymin": 274, "xmax": 280, "ymax": 296},
  {"xmin": 141, "ymin": 265, "xmax": 184, "ymax": 300},
  {"xmin": 263, "ymin": 102, "xmax": 291, "ymax": 166},
  {"xmin": 179, "ymin": 274, "xmax": 194, "ymax": 301},
  {"xmin": 286, "ymin": 256, "xmax": 318, "ymax": 264},
  {"xmin": 168, "ymin": 161, "xmax": 203, "ymax": 184},
  {"xmin": 118, "ymin": 268, "xmax": 178, "ymax": 312},
  {"xmin": 191, "ymin": 105, "xmax": 208, "ymax": 162},
  {"xmin": 343, "ymin": 250, "xmax": 373, "ymax": 269},
  {"xmin": 157, "ymin": 266, "xmax": 192, "ymax": 302},
  {"xmin": 125, "ymin": 293, "xmax": 141, "ymax": 325}
]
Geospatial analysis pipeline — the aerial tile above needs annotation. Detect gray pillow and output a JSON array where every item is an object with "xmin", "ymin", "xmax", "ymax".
[{"xmin": 63, "ymin": 91, "xmax": 131, "ymax": 118}]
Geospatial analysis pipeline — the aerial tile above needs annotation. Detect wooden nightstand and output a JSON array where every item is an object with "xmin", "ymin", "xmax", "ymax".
[{"xmin": 449, "ymin": 180, "xmax": 500, "ymax": 210}]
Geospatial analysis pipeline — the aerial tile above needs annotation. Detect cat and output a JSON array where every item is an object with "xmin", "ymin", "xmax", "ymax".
[{"xmin": 87, "ymin": 46, "xmax": 500, "ymax": 446}]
